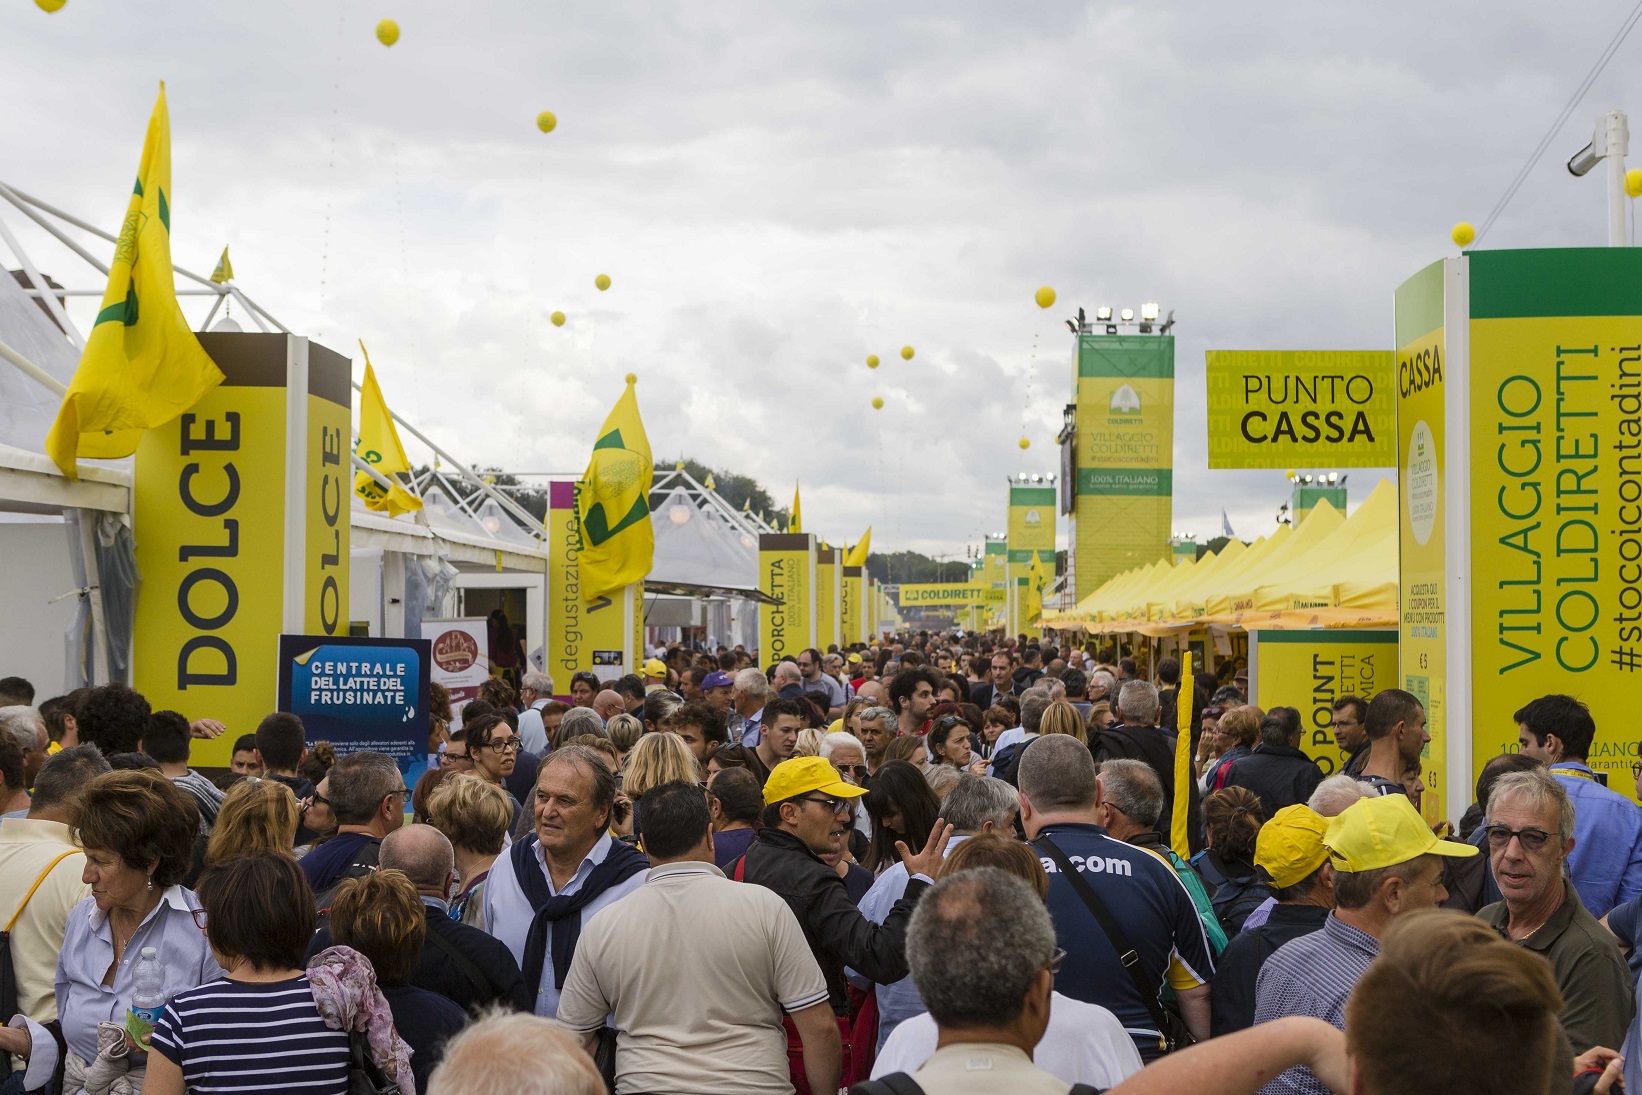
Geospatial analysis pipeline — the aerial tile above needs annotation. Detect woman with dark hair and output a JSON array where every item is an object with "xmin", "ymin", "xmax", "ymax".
[
  {"xmin": 927, "ymin": 715, "xmax": 985, "ymax": 775},
  {"xmin": 706, "ymin": 743, "xmax": 758, "ymax": 780},
  {"xmin": 862, "ymin": 761, "xmax": 942, "ymax": 875},
  {"xmin": 0, "ymin": 771, "xmax": 222, "ymax": 1089},
  {"xmin": 145, "ymin": 854, "xmax": 360, "ymax": 1095},
  {"xmin": 1192, "ymin": 786, "xmax": 1271, "ymax": 936},
  {"xmin": 569, "ymin": 671, "xmax": 601, "ymax": 709},
  {"xmin": 326, "ymin": 869, "xmax": 466, "ymax": 1091}
]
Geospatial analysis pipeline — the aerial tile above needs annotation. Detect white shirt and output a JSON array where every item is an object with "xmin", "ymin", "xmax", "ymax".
[
  {"xmin": 518, "ymin": 699, "xmax": 550, "ymax": 755},
  {"xmin": 991, "ymin": 727, "xmax": 1030, "ymax": 757},
  {"xmin": 857, "ymin": 835, "xmax": 969, "ymax": 1049},
  {"xmin": 483, "ymin": 832, "xmax": 649, "ymax": 1017},
  {"xmin": 873, "ymin": 993, "xmax": 1144, "ymax": 1088}
]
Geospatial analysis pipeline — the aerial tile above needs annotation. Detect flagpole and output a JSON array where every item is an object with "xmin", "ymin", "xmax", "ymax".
[{"xmin": 0, "ymin": 336, "xmax": 67, "ymax": 395}]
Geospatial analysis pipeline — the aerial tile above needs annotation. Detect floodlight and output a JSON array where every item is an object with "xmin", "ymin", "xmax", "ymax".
[
  {"xmin": 1302, "ymin": 474, "xmax": 1313, "ymax": 483},
  {"xmin": 1017, "ymin": 472, "xmax": 1028, "ymax": 481},
  {"xmin": 1120, "ymin": 308, "xmax": 1135, "ymax": 322},
  {"xmin": 1065, "ymin": 320, "xmax": 1079, "ymax": 334},
  {"xmin": 1140, "ymin": 302, "xmax": 1160, "ymax": 321},
  {"xmin": 1095, "ymin": 306, "xmax": 1113, "ymax": 321},
  {"xmin": 1569, "ymin": 141, "xmax": 1601, "ymax": 177},
  {"xmin": 1328, "ymin": 472, "xmax": 1339, "ymax": 483},
  {"xmin": 1046, "ymin": 472, "xmax": 1056, "ymax": 482}
]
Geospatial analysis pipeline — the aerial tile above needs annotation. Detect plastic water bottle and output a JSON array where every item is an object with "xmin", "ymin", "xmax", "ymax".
[{"xmin": 128, "ymin": 947, "xmax": 166, "ymax": 1045}]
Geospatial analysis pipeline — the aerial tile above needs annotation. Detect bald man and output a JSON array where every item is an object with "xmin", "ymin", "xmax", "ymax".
[
  {"xmin": 308, "ymin": 824, "xmax": 531, "ymax": 1012},
  {"xmin": 593, "ymin": 690, "xmax": 625, "ymax": 723}
]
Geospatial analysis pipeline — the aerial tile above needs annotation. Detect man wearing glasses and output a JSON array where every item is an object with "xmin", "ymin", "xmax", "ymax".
[
  {"xmin": 1328, "ymin": 696, "xmax": 1369, "ymax": 778},
  {"xmin": 1476, "ymin": 768, "xmax": 1631, "ymax": 1054},
  {"xmin": 738, "ymin": 756, "xmax": 952, "ymax": 1064},
  {"xmin": 298, "ymin": 751, "xmax": 412, "ymax": 906}
]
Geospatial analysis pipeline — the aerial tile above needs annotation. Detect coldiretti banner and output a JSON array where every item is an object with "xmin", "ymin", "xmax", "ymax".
[
  {"xmin": 1249, "ymin": 630, "xmax": 1399, "ymax": 777},
  {"xmin": 759, "ymin": 533, "xmax": 815, "ymax": 661},
  {"xmin": 1394, "ymin": 259, "xmax": 1449, "ymax": 823},
  {"xmin": 816, "ymin": 547, "xmax": 838, "ymax": 651},
  {"xmin": 899, "ymin": 583, "xmax": 1007, "ymax": 606},
  {"xmin": 1468, "ymin": 249, "xmax": 1642, "ymax": 789},
  {"xmin": 841, "ymin": 565, "xmax": 863, "ymax": 644},
  {"xmin": 1072, "ymin": 334, "xmax": 1173, "ymax": 601},
  {"xmin": 1205, "ymin": 350, "xmax": 1396, "ymax": 468},
  {"xmin": 1008, "ymin": 485, "xmax": 1056, "ymax": 635},
  {"xmin": 133, "ymin": 333, "xmax": 351, "ymax": 767},
  {"xmin": 547, "ymin": 481, "xmax": 641, "ymax": 687},
  {"xmin": 984, "ymin": 540, "xmax": 1007, "ymax": 590}
]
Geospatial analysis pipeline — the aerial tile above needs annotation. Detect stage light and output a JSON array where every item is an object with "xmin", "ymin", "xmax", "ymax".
[
  {"xmin": 1095, "ymin": 306, "xmax": 1113, "ymax": 322},
  {"xmin": 1120, "ymin": 308, "xmax": 1135, "ymax": 322},
  {"xmin": 1140, "ymin": 302, "xmax": 1160, "ymax": 321}
]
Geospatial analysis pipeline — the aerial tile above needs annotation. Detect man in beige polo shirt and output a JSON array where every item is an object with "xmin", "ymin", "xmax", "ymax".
[
  {"xmin": 0, "ymin": 745, "xmax": 104, "ymax": 1066},
  {"xmin": 557, "ymin": 780, "xmax": 840, "ymax": 1095}
]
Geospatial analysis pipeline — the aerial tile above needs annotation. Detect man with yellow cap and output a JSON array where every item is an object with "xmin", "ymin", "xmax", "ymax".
[
  {"xmin": 1210, "ymin": 805, "xmax": 1334, "ymax": 1036},
  {"xmin": 736, "ymin": 757, "xmax": 951, "ymax": 1090},
  {"xmin": 642, "ymin": 658, "xmax": 670, "ymax": 693},
  {"xmin": 1251, "ymin": 793, "xmax": 1476, "ymax": 1095}
]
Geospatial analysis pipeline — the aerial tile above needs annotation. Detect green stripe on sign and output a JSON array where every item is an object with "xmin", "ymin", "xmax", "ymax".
[
  {"xmin": 1393, "ymin": 259, "xmax": 1444, "ymax": 348},
  {"xmin": 1470, "ymin": 248, "xmax": 1642, "ymax": 318},
  {"xmin": 1008, "ymin": 487, "xmax": 1057, "ymax": 505},
  {"xmin": 1077, "ymin": 336, "xmax": 1175, "ymax": 379},
  {"xmin": 1076, "ymin": 468, "xmax": 1172, "ymax": 496}
]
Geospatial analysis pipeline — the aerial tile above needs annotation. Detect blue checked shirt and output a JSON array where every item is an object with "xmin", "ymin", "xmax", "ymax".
[{"xmin": 1252, "ymin": 913, "xmax": 1380, "ymax": 1095}]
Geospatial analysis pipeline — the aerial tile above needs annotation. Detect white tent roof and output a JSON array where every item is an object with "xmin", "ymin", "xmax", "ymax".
[{"xmin": 650, "ymin": 485, "xmax": 757, "ymax": 589}]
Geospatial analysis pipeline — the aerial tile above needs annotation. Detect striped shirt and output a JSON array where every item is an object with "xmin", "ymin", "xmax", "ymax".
[
  {"xmin": 1252, "ymin": 913, "xmax": 1381, "ymax": 1095},
  {"xmin": 151, "ymin": 976, "xmax": 350, "ymax": 1094}
]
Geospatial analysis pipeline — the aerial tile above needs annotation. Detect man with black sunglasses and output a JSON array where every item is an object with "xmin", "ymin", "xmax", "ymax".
[
  {"xmin": 737, "ymin": 757, "xmax": 951, "ymax": 1087},
  {"xmin": 1476, "ymin": 768, "xmax": 1631, "ymax": 1054}
]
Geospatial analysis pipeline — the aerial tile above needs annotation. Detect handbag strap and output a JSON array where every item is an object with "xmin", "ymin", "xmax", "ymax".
[
  {"xmin": 1034, "ymin": 834, "xmax": 1174, "ymax": 1051},
  {"xmin": 5, "ymin": 850, "xmax": 80, "ymax": 933}
]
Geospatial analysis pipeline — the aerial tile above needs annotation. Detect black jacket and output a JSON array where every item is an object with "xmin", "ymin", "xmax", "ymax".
[
  {"xmin": 1090, "ymin": 724, "xmax": 1203, "ymax": 855},
  {"xmin": 1222, "ymin": 743, "xmax": 1325, "ymax": 817},
  {"xmin": 1011, "ymin": 666, "xmax": 1044, "ymax": 695},
  {"xmin": 1209, "ymin": 903, "xmax": 1329, "ymax": 1036},
  {"xmin": 310, "ymin": 904, "xmax": 532, "ymax": 1014},
  {"xmin": 738, "ymin": 826, "xmax": 926, "ymax": 1015}
]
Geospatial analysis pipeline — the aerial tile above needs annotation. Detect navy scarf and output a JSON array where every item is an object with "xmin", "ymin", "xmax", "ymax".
[{"xmin": 513, "ymin": 834, "xmax": 649, "ymax": 996}]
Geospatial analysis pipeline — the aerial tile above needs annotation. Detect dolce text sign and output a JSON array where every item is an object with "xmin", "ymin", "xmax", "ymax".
[
  {"xmin": 133, "ymin": 333, "xmax": 350, "ymax": 767},
  {"xmin": 1206, "ymin": 350, "xmax": 1396, "ymax": 468}
]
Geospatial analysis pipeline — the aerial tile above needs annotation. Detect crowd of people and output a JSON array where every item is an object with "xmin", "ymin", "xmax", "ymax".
[{"xmin": 0, "ymin": 634, "xmax": 1636, "ymax": 1094}]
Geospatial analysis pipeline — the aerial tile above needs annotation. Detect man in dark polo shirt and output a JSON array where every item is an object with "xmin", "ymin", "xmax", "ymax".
[
  {"xmin": 1017, "ymin": 734, "xmax": 1215, "ymax": 1062},
  {"xmin": 1477, "ymin": 768, "xmax": 1632, "ymax": 1054}
]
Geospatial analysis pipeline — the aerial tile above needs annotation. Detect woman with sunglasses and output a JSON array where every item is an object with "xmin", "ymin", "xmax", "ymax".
[{"xmin": 928, "ymin": 716, "xmax": 987, "ymax": 776}]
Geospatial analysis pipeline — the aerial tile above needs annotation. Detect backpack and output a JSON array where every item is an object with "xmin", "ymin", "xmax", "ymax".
[
  {"xmin": 313, "ymin": 838, "xmax": 382, "ymax": 912},
  {"xmin": 851, "ymin": 1074, "xmax": 1102, "ymax": 1095}
]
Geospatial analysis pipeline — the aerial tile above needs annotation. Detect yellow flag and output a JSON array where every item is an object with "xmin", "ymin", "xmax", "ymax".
[
  {"xmin": 209, "ymin": 246, "xmax": 233, "ymax": 284},
  {"xmin": 790, "ymin": 482, "xmax": 802, "ymax": 533},
  {"xmin": 1027, "ymin": 552, "xmax": 1047, "ymax": 623},
  {"xmin": 577, "ymin": 375, "xmax": 654, "ymax": 600},
  {"xmin": 704, "ymin": 472, "xmax": 717, "ymax": 491},
  {"xmin": 352, "ymin": 344, "xmax": 422, "ymax": 518},
  {"xmin": 845, "ymin": 527, "xmax": 872, "ymax": 567},
  {"xmin": 46, "ymin": 85, "xmax": 224, "ymax": 479},
  {"xmin": 1171, "ymin": 652, "xmax": 1195, "ymax": 857}
]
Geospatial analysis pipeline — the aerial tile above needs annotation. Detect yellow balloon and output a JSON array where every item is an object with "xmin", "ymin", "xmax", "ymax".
[
  {"xmin": 1018, "ymin": 437, "xmax": 1031, "ymax": 450},
  {"xmin": 1451, "ymin": 221, "xmax": 1475, "ymax": 248},
  {"xmin": 375, "ymin": 19, "xmax": 400, "ymax": 45},
  {"xmin": 1035, "ymin": 286, "xmax": 1056, "ymax": 309},
  {"xmin": 871, "ymin": 396, "xmax": 884, "ymax": 410},
  {"xmin": 625, "ymin": 373, "xmax": 637, "ymax": 384},
  {"xmin": 595, "ymin": 274, "xmax": 611, "ymax": 291},
  {"xmin": 35, "ymin": 0, "xmax": 67, "ymax": 12},
  {"xmin": 537, "ymin": 111, "xmax": 557, "ymax": 134},
  {"xmin": 900, "ymin": 346, "xmax": 915, "ymax": 361},
  {"xmin": 866, "ymin": 355, "xmax": 880, "ymax": 369},
  {"xmin": 1627, "ymin": 168, "xmax": 1642, "ymax": 199},
  {"xmin": 550, "ymin": 311, "xmax": 565, "ymax": 327}
]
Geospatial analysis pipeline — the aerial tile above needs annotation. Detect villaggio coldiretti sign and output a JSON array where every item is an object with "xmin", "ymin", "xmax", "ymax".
[
  {"xmin": 898, "ymin": 584, "xmax": 1007, "ymax": 606},
  {"xmin": 1205, "ymin": 350, "xmax": 1396, "ymax": 468},
  {"xmin": 133, "ymin": 333, "xmax": 351, "ymax": 768}
]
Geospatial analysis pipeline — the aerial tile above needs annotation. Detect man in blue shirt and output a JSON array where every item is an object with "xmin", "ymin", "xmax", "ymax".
[
  {"xmin": 1016, "ymin": 734, "xmax": 1215, "ymax": 1062},
  {"xmin": 1515, "ymin": 693, "xmax": 1642, "ymax": 917}
]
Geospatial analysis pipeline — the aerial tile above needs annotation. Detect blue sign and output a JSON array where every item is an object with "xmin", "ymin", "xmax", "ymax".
[{"xmin": 278, "ymin": 634, "xmax": 432, "ymax": 782}]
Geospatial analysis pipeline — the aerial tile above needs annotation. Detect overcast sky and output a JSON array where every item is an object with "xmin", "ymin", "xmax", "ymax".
[{"xmin": 1, "ymin": 0, "xmax": 1635, "ymax": 558}]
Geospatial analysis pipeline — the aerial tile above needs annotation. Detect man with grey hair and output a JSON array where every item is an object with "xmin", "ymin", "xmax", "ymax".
[
  {"xmin": 731, "ymin": 666, "xmax": 770, "ymax": 746},
  {"xmin": 0, "ymin": 745, "xmax": 104, "ymax": 1039},
  {"xmin": 1017, "ymin": 734, "xmax": 1215, "ymax": 1060},
  {"xmin": 517, "ymin": 671, "xmax": 556, "ymax": 755},
  {"xmin": 308, "ymin": 824, "xmax": 531, "ymax": 1012},
  {"xmin": 0, "ymin": 705, "xmax": 48, "ymax": 790},
  {"xmin": 857, "ymin": 775, "xmax": 1021, "ymax": 1049},
  {"xmin": 555, "ymin": 706, "xmax": 607, "ymax": 743},
  {"xmin": 1092, "ymin": 678, "xmax": 1200, "ymax": 852},
  {"xmin": 895, "ymin": 869, "xmax": 1067, "ymax": 1092},
  {"xmin": 426, "ymin": 1011, "xmax": 603, "ymax": 1095},
  {"xmin": 857, "ymin": 706, "xmax": 896, "ymax": 773},
  {"xmin": 1476, "ymin": 768, "xmax": 1631, "ymax": 1053},
  {"xmin": 300, "ymin": 751, "xmax": 408, "ymax": 903}
]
